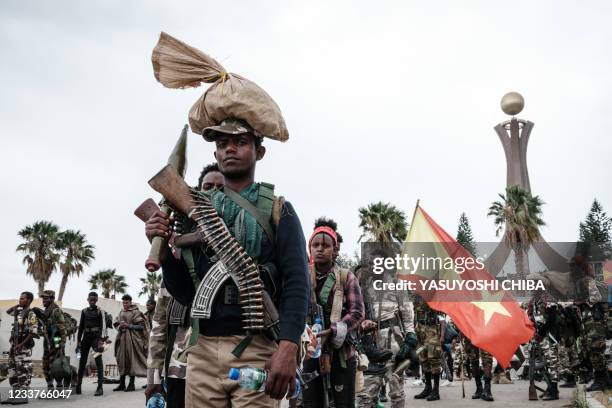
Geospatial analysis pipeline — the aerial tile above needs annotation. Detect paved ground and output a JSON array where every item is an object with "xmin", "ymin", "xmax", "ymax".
[{"xmin": 1, "ymin": 377, "xmax": 576, "ymax": 407}]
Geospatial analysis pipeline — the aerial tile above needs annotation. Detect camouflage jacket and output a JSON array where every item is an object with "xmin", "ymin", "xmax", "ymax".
[
  {"xmin": 9, "ymin": 307, "xmax": 39, "ymax": 347},
  {"xmin": 147, "ymin": 284, "xmax": 188, "ymax": 384},
  {"xmin": 43, "ymin": 303, "xmax": 66, "ymax": 348},
  {"xmin": 363, "ymin": 279, "xmax": 415, "ymax": 334}
]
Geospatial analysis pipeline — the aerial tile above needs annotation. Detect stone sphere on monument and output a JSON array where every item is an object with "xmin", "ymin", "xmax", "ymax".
[{"xmin": 500, "ymin": 91, "xmax": 524, "ymax": 116}]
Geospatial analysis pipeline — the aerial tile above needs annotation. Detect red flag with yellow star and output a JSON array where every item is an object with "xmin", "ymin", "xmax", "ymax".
[{"xmin": 399, "ymin": 204, "xmax": 534, "ymax": 367}]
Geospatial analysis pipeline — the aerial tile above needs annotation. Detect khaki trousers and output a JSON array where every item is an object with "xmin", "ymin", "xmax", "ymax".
[{"xmin": 186, "ymin": 335, "xmax": 279, "ymax": 408}]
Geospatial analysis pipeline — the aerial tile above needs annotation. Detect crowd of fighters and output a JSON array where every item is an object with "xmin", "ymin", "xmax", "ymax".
[
  {"xmin": 4, "ymin": 155, "xmax": 608, "ymax": 408},
  {"xmin": 1, "ymin": 32, "xmax": 610, "ymax": 408},
  {"xmin": 1, "ymin": 290, "xmax": 154, "ymax": 404}
]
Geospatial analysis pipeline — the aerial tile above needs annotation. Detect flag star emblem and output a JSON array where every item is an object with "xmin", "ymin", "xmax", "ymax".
[{"xmin": 470, "ymin": 290, "xmax": 511, "ymax": 326}]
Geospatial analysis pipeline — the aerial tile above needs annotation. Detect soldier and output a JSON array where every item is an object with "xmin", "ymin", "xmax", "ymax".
[
  {"xmin": 76, "ymin": 292, "xmax": 107, "ymax": 396},
  {"xmin": 413, "ymin": 299, "xmax": 443, "ymax": 401},
  {"xmin": 1, "ymin": 292, "xmax": 38, "ymax": 405},
  {"xmin": 527, "ymin": 292, "xmax": 561, "ymax": 400},
  {"xmin": 302, "ymin": 225, "xmax": 364, "ymax": 408},
  {"xmin": 113, "ymin": 294, "xmax": 149, "ymax": 392},
  {"xmin": 464, "ymin": 338, "xmax": 494, "ymax": 401},
  {"xmin": 357, "ymin": 255, "xmax": 416, "ymax": 408},
  {"xmin": 558, "ymin": 303, "xmax": 581, "ymax": 388},
  {"xmin": 41, "ymin": 290, "xmax": 66, "ymax": 390},
  {"xmin": 148, "ymin": 32, "xmax": 310, "ymax": 408},
  {"xmin": 145, "ymin": 163, "xmax": 226, "ymax": 407},
  {"xmin": 574, "ymin": 257, "xmax": 609, "ymax": 392},
  {"xmin": 144, "ymin": 299, "xmax": 156, "ymax": 331},
  {"xmin": 145, "ymin": 282, "xmax": 191, "ymax": 408},
  {"xmin": 197, "ymin": 162, "xmax": 225, "ymax": 191}
]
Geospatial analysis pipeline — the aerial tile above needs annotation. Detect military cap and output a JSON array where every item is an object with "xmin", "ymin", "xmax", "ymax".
[
  {"xmin": 41, "ymin": 290, "xmax": 55, "ymax": 298},
  {"xmin": 202, "ymin": 118, "xmax": 260, "ymax": 142}
]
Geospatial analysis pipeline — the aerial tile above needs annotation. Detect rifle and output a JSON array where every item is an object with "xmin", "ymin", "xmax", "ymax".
[
  {"xmin": 145, "ymin": 125, "xmax": 188, "ymax": 272},
  {"xmin": 32, "ymin": 307, "xmax": 52, "ymax": 354},
  {"xmin": 527, "ymin": 337, "xmax": 551, "ymax": 400},
  {"xmin": 10, "ymin": 307, "xmax": 20, "ymax": 358},
  {"xmin": 459, "ymin": 337, "xmax": 465, "ymax": 398},
  {"xmin": 148, "ymin": 164, "xmax": 280, "ymax": 339},
  {"xmin": 315, "ymin": 303, "xmax": 330, "ymax": 408}
]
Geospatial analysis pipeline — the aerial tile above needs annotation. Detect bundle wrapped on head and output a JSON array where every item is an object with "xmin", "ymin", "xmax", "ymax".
[{"xmin": 151, "ymin": 32, "xmax": 288, "ymax": 142}]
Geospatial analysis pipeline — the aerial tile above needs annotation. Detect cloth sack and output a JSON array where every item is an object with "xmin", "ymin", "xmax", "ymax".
[{"xmin": 151, "ymin": 32, "xmax": 288, "ymax": 141}]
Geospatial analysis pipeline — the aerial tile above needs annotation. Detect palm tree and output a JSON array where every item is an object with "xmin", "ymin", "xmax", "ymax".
[
  {"xmin": 16, "ymin": 221, "xmax": 61, "ymax": 297},
  {"xmin": 57, "ymin": 230, "xmax": 95, "ymax": 301},
  {"xmin": 139, "ymin": 271, "xmax": 162, "ymax": 300},
  {"xmin": 89, "ymin": 269, "xmax": 128, "ymax": 299},
  {"xmin": 358, "ymin": 202, "xmax": 408, "ymax": 242},
  {"xmin": 488, "ymin": 186, "xmax": 545, "ymax": 279}
]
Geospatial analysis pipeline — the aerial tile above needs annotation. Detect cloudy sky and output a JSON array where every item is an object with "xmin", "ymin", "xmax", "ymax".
[{"xmin": 1, "ymin": 0, "xmax": 610, "ymax": 308}]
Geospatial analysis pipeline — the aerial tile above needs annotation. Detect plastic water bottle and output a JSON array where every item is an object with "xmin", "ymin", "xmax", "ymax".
[
  {"xmin": 146, "ymin": 393, "xmax": 165, "ymax": 408},
  {"xmin": 311, "ymin": 316, "xmax": 323, "ymax": 358},
  {"xmin": 228, "ymin": 367, "xmax": 300, "ymax": 399}
]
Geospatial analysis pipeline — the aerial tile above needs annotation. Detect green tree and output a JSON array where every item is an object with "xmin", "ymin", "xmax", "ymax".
[
  {"xmin": 57, "ymin": 230, "xmax": 95, "ymax": 301},
  {"xmin": 88, "ymin": 269, "xmax": 128, "ymax": 299},
  {"xmin": 16, "ymin": 221, "xmax": 61, "ymax": 297},
  {"xmin": 579, "ymin": 199, "xmax": 612, "ymax": 253},
  {"xmin": 488, "ymin": 186, "xmax": 545, "ymax": 279},
  {"xmin": 358, "ymin": 202, "xmax": 408, "ymax": 243},
  {"xmin": 456, "ymin": 212, "xmax": 477, "ymax": 256},
  {"xmin": 139, "ymin": 271, "xmax": 162, "ymax": 300}
]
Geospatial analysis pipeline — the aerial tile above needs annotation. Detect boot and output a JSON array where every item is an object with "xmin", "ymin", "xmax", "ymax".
[
  {"xmin": 586, "ymin": 370, "xmax": 607, "ymax": 392},
  {"xmin": 472, "ymin": 367, "xmax": 483, "ymax": 399},
  {"xmin": 75, "ymin": 383, "xmax": 82, "ymax": 395},
  {"xmin": 125, "ymin": 376, "xmax": 135, "ymax": 392},
  {"xmin": 542, "ymin": 382, "xmax": 559, "ymax": 401},
  {"xmin": 560, "ymin": 374, "xmax": 576, "ymax": 388},
  {"xmin": 113, "ymin": 375, "xmax": 126, "ymax": 391},
  {"xmin": 414, "ymin": 372, "xmax": 432, "ymax": 399},
  {"xmin": 426, "ymin": 373, "xmax": 440, "ymax": 401},
  {"xmin": 481, "ymin": 377, "xmax": 494, "ymax": 402},
  {"xmin": 94, "ymin": 382, "xmax": 103, "ymax": 397}
]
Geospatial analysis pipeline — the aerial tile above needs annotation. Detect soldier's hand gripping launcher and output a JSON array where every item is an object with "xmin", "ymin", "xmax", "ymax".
[{"xmin": 148, "ymin": 164, "xmax": 280, "ymax": 339}]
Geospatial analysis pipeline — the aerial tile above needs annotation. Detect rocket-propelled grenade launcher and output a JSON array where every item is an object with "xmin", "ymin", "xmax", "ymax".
[
  {"xmin": 145, "ymin": 125, "xmax": 188, "ymax": 272},
  {"xmin": 148, "ymin": 164, "xmax": 280, "ymax": 339}
]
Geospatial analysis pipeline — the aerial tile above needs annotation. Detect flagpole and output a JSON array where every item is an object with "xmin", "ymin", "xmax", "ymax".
[{"xmin": 406, "ymin": 199, "xmax": 420, "ymax": 240}]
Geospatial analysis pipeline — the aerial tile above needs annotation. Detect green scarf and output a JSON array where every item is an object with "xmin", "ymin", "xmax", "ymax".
[{"xmin": 206, "ymin": 183, "xmax": 263, "ymax": 260}]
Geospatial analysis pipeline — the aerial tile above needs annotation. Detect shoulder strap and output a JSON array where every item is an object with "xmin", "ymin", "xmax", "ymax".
[
  {"xmin": 330, "ymin": 269, "xmax": 349, "ymax": 323},
  {"xmin": 223, "ymin": 186, "xmax": 276, "ymax": 243}
]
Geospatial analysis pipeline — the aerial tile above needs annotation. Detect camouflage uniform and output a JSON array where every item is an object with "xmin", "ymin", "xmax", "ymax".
[
  {"xmin": 147, "ymin": 283, "xmax": 189, "ymax": 408},
  {"xmin": 578, "ymin": 277, "xmax": 609, "ymax": 391},
  {"xmin": 41, "ymin": 292, "xmax": 67, "ymax": 387},
  {"xmin": 558, "ymin": 304, "xmax": 581, "ymax": 384},
  {"xmin": 414, "ymin": 301, "xmax": 442, "ymax": 374},
  {"xmin": 7, "ymin": 307, "xmax": 39, "ymax": 388},
  {"xmin": 527, "ymin": 294, "xmax": 561, "ymax": 400},
  {"xmin": 413, "ymin": 300, "xmax": 443, "ymax": 401},
  {"xmin": 464, "ymin": 336, "xmax": 494, "ymax": 400},
  {"xmin": 356, "ymin": 281, "xmax": 414, "ymax": 408},
  {"xmin": 465, "ymin": 339, "xmax": 493, "ymax": 378}
]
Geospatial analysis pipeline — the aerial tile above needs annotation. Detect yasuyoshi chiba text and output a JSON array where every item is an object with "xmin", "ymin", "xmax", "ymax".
[{"xmin": 372, "ymin": 278, "xmax": 545, "ymax": 292}]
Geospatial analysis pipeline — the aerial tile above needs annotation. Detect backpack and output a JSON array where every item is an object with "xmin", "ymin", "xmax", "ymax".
[{"xmin": 62, "ymin": 312, "xmax": 78, "ymax": 339}]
